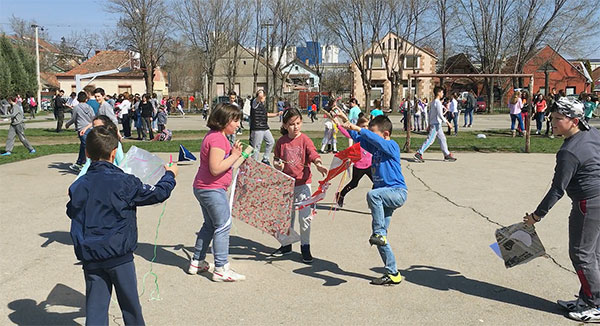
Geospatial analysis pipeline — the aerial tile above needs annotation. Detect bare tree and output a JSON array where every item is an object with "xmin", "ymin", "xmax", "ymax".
[
  {"xmin": 251, "ymin": 0, "xmax": 263, "ymax": 93},
  {"xmin": 457, "ymin": 0, "xmax": 516, "ymax": 112},
  {"xmin": 223, "ymin": 3, "xmax": 252, "ymax": 93},
  {"xmin": 108, "ymin": 0, "xmax": 171, "ymax": 94},
  {"xmin": 176, "ymin": 0, "xmax": 236, "ymax": 103},
  {"xmin": 63, "ymin": 29, "xmax": 120, "ymax": 59},
  {"xmin": 264, "ymin": 0, "xmax": 302, "ymax": 109},
  {"xmin": 323, "ymin": 0, "xmax": 379, "ymax": 109}
]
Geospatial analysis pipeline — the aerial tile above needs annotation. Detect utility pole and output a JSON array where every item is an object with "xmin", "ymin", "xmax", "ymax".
[
  {"xmin": 261, "ymin": 22, "xmax": 273, "ymax": 112},
  {"xmin": 31, "ymin": 24, "xmax": 42, "ymax": 115}
]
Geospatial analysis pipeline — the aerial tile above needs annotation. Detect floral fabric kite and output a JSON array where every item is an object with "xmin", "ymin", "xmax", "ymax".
[{"xmin": 230, "ymin": 158, "xmax": 300, "ymax": 245}]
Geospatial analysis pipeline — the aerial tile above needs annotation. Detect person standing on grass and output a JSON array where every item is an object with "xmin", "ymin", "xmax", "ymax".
[
  {"xmin": 509, "ymin": 91, "xmax": 524, "ymax": 137},
  {"xmin": 534, "ymin": 94, "xmax": 547, "ymax": 135},
  {"xmin": 463, "ymin": 90, "xmax": 476, "ymax": 127},
  {"xmin": 65, "ymin": 92, "xmax": 95, "ymax": 171},
  {"xmin": 54, "ymin": 89, "xmax": 67, "ymax": 132},
  {"xmin": 139, "ymin": 94, "xmax": 154, "ymax": 141},
  {"xmin": 1, "ymin": 95, "xmax": 36, "ymax": 156},
  {"xmin": 414, "ymin": 87, "xmax": 457, "ymax": 163},
  {"xmin": 118, "ymin": 94, "xmax": 132, "ymax": 138},
  {"xmin": 523, "ymin": 98, "xmax": 600, "ymax": 323},
  {"xmin": 448, "ymin": 93, "xmax": 459, "ymax": 135},
  {"xmin": 584, "ymin": 95, "xmax": 597, "ymax": 123}
]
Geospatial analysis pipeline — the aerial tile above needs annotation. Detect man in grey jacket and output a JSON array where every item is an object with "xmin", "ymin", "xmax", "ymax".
[{"xmin": 1, "ymin": 95, "xmax": 35, "ymax": 156}]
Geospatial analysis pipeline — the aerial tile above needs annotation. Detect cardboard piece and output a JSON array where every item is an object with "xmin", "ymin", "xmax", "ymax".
[{"xmin": 494, "ymin": 223, "xmax": 546, "ymax": 268}]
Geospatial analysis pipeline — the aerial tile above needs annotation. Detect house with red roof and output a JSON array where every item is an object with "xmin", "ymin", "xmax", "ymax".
[{"xmin": 56, "ymin": 50, "xmax": 168, "ymax": 97}]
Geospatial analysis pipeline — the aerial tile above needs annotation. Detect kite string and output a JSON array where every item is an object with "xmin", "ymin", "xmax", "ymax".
[{"xmin": 139, "ymin": 201, "xmax": 167, "ymax": 301}]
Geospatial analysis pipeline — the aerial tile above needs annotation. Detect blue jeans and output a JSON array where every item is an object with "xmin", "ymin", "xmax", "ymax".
[
  {"xmin": 510, "ymin": 113, "xmax": 524, "ymax": 131},
  {"xmin": 367, "ymin": 187, "xmax": 408, "ymax": 275},
  {"xmin": 463, "ymin": 109, "xmax": 473, "ymax": 127},
  {"xmin": 535, "ymin": 112, "xmax": 545, "ymax": 132},
  {"xmin": 77, "ymin": 128, "xmax": 90, "ymax": 165},
  {"xmin": 192, "ymin": 188, "xmax": 231, "ymax": 267}
]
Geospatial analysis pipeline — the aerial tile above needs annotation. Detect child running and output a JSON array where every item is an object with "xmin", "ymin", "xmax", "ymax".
[
  {"xmin": 335, "ymin": 116, "xmax": 373, "ymax": 208},
  {"xmin": 273, "ymin": 108, "xmax": 328, "ymax": 264},
  {"xmin": 522, "ymin": 98, "xmax": 600, "ymax": 322},
  {"xmin": 414, "ymin": 86, "xmax": 457, "ymax": 163},
  {"xmin": 188, "ymin": 103, "xmax": 245, "ymax": 282},
  {"xmin": 342, "ymin": 115, "xmax": 407, "ymax": 285},
  {"xmin": 67, "ymin": 126, "xmax": 177, "ymax": 325}
]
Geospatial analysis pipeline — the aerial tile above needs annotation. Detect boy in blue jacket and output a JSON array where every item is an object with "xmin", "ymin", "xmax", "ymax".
[
  {"xmin": 342, "ymin": 115, "xmax": 408, "ymax": 285},
  {"xmin": 67, "ymin": 126, "xmax": 178, "ymax": 325}
]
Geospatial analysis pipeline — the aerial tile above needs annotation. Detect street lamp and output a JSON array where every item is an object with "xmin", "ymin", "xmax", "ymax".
[
  {"xmin": 260, "ymin": 22, "xmax": 273, "ymax": 111},
  {"xmin": 31, "ymin": 24, "xmax": 43, "ymax": 115}
]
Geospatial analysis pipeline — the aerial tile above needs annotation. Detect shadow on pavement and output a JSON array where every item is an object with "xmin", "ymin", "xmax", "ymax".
[
  {"xmin": 135, "ymin": 243, "xmax": 194, "ymax": 274},
  {"xmin": 47, "ymin": 162, "xmax": 78, "ymax": 175},
  {"xmin": 39, "ymin": 231, "xmax": 72, "ymax": 247},
  {"xmin": 294, "ymin": 259, "xmax": 374, "ymax": 286},
  {"xmin": 314, "ymin": 203, "xmax": 370, "ymax": 215},
  {"xmin": 7, "ymin": 283, "xmax": 85, "ymax": 326},
  {"xmin": 392, "ymin": 265, "xmax": 564, "ymax": 315}
]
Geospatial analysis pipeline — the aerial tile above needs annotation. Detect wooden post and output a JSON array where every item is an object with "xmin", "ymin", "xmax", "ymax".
[
  {"xmin": 525, "ymin": 76, "xmax": 534, "ymax": 153},
  {"xmin": 404, "ymin": 77, "xmax": 413, "ymax": 152}
]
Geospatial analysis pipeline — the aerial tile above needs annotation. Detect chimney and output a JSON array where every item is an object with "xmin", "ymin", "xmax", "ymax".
[{"xmin": 95, "ymin": 50, "xmax": 102, "ymax": 56}]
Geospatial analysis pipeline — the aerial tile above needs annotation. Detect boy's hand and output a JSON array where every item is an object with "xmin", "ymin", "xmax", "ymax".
[
  {"xmin": 315, "ymin": 161, "xmax": 328, "ymax": 176},
  {"xmin": 165, "ymin": 163, "xmax": 178, "ymax": 177},
  {"xmin": 231, "ymin": 140, "xmax": 243, "ymax": 158},
  {"xmin": 523, "ymin": 212, "xmax": 540, "ymax": 226}
]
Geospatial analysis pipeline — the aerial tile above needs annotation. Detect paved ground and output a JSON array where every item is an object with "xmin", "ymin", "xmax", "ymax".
[{"xmin": 1, "ymin": 150, "xmax": 583, "ymax": 325}]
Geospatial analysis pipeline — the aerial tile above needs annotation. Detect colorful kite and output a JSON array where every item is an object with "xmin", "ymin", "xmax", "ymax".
[
  {"xmin": 295, "ymin": 143, "xmax": 362, "ymax": 210},
  {"xmin": 230, "ymin": 158, "xmax": 300, "ymax": 245}
]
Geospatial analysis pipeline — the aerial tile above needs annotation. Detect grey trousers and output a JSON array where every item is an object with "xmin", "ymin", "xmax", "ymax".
[
  {"xmin": 6, "ymin": 123, "xmax": 33, "ymax": 152},
  {"xmin": 569, "ymin": 195, "xmax": 600, "ymax": 307},
  {"xmin": 250, "ymin": 129, "xmax": 274, "ymax": 161}
]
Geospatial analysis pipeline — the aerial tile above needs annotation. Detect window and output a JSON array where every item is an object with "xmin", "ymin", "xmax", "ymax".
[
  {"xmin": 118, "ymin": 85, "xmax": 132, "ymax": 95},
  {"xmin": 404, "ymin": 55, "xmax": 420, "ymax": 69},
  {"xmin": 234, "ymin": 83, "xmax": 240, "ymax": 96},
  {"xmin": 388, "ymin": 38, "xmax": 392, "ymax": 50},
  {"xmin": 538, "ymin": 87, "xmax": 546, "ymax": 95},
  {"xmin": 216, "ymin": 83, "xmax": 225, "ymax": 96},
  {"xmin": 394, "ymin": 38, "xmax": 398, "ymax": 50},
  {"xmin": 71, "ymin": 85, "xmax": 76, "ymax": 93},
  {"xmin": 566, "ymin": 87, "xmax": 576, "ymax": 95},
  {"xmin": 369, "ymin": 55, "xmax": 384, "ymax": 69}
]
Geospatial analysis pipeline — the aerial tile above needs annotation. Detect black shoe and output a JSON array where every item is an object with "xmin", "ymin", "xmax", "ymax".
[
  {"xmin": 261, "ymin": 159, "xmax": 271, "ymax": 166},
  {"xmin": 368, "ymin": 234, "xmax": 387, "ymax": 246},
  {"xmin": 371, "ymin": 273, "xmax": 402, "ymax": 285},
  {"xmin": 301, "ymin": 244, "xmax": 313, "ymax": 264},
  {"xmin": 335, "ymin": 192, "xmax": 344, "ymax": 208},
  {"xmin": 271, "ymin": 244, "xmax": 292, "ymax": 257}
]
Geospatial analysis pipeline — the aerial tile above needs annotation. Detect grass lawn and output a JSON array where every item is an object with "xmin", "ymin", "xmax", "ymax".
[{"xmin": 0, "ymin": 128, "xmax": 563, "ymax": 165}]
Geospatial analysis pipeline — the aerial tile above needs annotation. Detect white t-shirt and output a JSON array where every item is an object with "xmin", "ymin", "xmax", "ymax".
[
  {"xmin": 449, "ymin": 99, "xmax": 458, "ymax": 113},
  {"xmin": 119, "ymin": 99, "xmax": 131, "ymax": 115}
]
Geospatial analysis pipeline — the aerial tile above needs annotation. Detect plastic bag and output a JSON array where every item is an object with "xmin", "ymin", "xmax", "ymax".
[{"xmin": 118, "ymin": 146, "xmax": 166, "ymax": 185}]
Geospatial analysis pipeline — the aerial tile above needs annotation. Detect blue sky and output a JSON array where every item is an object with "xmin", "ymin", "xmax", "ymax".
[{"xmin": 0, "ymin": 0, "xmax": 119, "ymax": 40}]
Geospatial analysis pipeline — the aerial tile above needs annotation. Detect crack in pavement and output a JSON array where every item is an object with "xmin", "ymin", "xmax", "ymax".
[{"xmin": 405, "ymin": 163, "xmax": 575, "ymax": 275}]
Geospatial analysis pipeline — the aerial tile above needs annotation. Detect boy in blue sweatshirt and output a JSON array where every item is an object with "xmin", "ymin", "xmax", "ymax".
[
  {"xmin": 343, "ymin": 115, "xmax": 407, "ymax": 285},
  {"xmin": 67, "ymin": 126, "xmax": 178, "ymax": 325}
]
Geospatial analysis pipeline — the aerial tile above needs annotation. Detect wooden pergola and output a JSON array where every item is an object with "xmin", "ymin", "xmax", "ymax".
[{"xmin": 405, "ymin": 73, "xmax": 535, "ymax": 153}]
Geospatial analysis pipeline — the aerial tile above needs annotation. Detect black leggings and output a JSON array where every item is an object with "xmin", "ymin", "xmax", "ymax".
[{"xmin": 340, "ymin": 166, "xmax": 373, "ymax": 197}]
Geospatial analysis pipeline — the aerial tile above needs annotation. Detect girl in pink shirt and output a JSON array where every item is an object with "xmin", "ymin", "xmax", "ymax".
[
  {"xmin": 188, "ymin": 103, "xmax": 245, "ymax": 282},
  {"xmin": 273, "ymin": 108, "xmax": 328, "ymax": 264},
  {"xmin": 336, "ymin": 116, "xmax": 373, "ymax": 207}
]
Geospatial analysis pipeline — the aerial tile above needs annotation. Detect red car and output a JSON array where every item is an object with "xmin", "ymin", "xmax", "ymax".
[{"xmin": 476, "ymin": 97, "xmax": 487, "ymax": 113}]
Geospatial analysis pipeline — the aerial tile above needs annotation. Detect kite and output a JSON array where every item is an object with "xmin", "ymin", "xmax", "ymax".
[
  {"xmin": 295, "ymin": 143, "xmax": 362, "ymax": 210},
  {"xmin": 493, "ymin": 223, "xmax": 546, "ymax": 268},
  {"xmin": 230, "ymin": 158, "xmax": 300, "ymax": 246},
  {"xmin": 119, "ymin": 146, "xmax": 166, "ymax": 185},
  {"xmin": 178, "ymin": 144, "xmax": 197, "ymax": 162}
]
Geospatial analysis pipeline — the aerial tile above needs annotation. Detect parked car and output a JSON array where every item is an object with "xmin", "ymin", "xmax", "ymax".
[
  {"xmin": 476, "ymin": 97, "xmax": 487, "ymax": 112},
  {"xmin": 212, "ymin": 96, "xmax": 229, "ymax": 107}
]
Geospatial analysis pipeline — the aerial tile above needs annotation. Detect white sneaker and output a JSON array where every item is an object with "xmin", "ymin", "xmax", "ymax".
[
  {"xmin": 187, "ymin": 259, "xmax": 210, "ymax": 275},
  {"xmin": 212, "ymin": 263, "xmax": 245, "ymax": 282},
  {"xmin": 558, "ymin": 297, "xmax": 587, "ymax": 312},
  {"xmin": 568, "ymin": 306, "xmax": 600, "ymax": 323}
]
